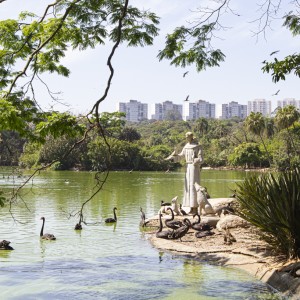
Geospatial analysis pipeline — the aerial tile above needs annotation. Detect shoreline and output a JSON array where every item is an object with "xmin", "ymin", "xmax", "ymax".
[{"xmin": 143, "ymin": 211, "xmax": 300, "ymax": 299}]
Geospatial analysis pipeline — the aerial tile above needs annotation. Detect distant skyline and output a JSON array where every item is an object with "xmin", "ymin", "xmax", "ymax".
[{"xmin": 1, "ymin": 1, "xmax": 299, "ymax": 115}]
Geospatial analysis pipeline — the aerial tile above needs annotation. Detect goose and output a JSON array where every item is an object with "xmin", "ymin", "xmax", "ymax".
[
  {"xmin": 40, "ymin": 217, "xmax": 56, "ymax": 240},
  {"xmin": 165, "ymin": 207, "xmax": 183, "ymax": 230},
  {"xmin": 156, "ymin": 213, "xmax": 173, "ymax": 239},
  {"xmin": 105, "ymin": 207, "xmax": 117, "ymax": 223},
  {"xmin": 0, "ymin": 240, "xmax": 14, "ymax": 250}
]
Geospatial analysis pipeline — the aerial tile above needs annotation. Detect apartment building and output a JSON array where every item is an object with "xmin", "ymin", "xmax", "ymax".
[
  {"xmin": 277, "ymin": 98, "xmax": 300, "ymax": 110},
  {"xmin": 221, "ymin": 101, "xmax": 247, "ymax": 119},
  {"xmin": 150, "ymin": 101, "xmax": 183, "ymax": 120},
  {"xmin": 183, "ymin": 100, "xmax": 215, "ymax": 121},
  {"xmin": 247, "ymin": 99, "xmax": 272, "ymax": 116},
  {"xmin": 116, "ymin": 99, "xmax": 148, "ymax": 122}
]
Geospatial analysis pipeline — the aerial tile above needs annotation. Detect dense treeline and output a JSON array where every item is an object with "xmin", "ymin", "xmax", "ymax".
[{"xmin": 1, "ymin": 106, "xmax": 300, "ymax": 171}]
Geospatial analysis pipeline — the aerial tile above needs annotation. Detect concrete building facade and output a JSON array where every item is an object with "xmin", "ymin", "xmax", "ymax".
[
  {"xmin": 151, "ymin": 101, "xmax": 183, "ymax": 120},
  {"xmin": 222, "ymin": 101, "xmax": 247, "ymax": 119},
  {"xmin": 183, "ymin": 100, "xmax": 215, "ymax": 121},
  {"xmin": 117, "ymin": 99, "xmax": 148, "ymax": 122},
  {"xmin": 247, "ymin": 99, "xmax": 272, "ymax": 116}
]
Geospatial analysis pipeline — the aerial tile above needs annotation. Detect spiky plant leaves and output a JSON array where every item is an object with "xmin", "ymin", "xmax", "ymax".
[{"xmin": 236, "ymin": 168, "xmax": 300, "ymax": 259}]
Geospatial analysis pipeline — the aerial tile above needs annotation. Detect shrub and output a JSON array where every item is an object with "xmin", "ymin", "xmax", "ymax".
[{"xmin": 236, "ymin": 168, "xmax": 300, "ymax": 259}]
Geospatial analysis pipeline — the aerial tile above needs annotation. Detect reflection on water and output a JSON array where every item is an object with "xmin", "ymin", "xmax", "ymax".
[{"xmin": 0, "ymin": 169, "xmax": 284, "ymax": 299}]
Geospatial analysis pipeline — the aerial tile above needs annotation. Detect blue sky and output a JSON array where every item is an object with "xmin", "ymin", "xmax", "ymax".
[{"xmin": 1, "ymin": 0, "xmax": 299, "ymax": 116}]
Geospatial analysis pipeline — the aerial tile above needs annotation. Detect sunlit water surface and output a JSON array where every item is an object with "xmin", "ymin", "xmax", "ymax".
[{"xmin": 0, "ymin": 169, "xmax": 284, "ymax": 299}]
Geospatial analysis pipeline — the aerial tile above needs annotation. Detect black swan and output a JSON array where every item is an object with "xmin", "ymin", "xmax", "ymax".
[
  {"xmin": 40, "ymin": 217, "xmax": 56, "ymax": 240},
  {"xmin": 195, "ymin": 230, "xmax": 214, "ymax": 238},
  {"xmin": 74, "ymin": 223, "xmax": 82, "ymax": 230},
  {"xmin": 105, "ymin": 207, "xmax": 117, "ymax": 223},
  {"xmin": 191, "ymin": 213, "xmax": 212, "ymax": 231},
  {"xmin": 165, "ymin": 207, "xmax": 183, "ymax": 230},
  {"xmin": 156, "ymin": 213, "xmax": 173, "ymax": 239},
  {"xmin": 169, "ymin": 218, "xmax": 191, "ymax": 241},
  {"xmin": 0, "ymin": 240, "xmax": 14, "ymax": 250}
]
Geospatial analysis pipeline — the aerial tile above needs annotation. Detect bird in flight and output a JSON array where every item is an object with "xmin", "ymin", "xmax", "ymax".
[
  {"xmin": 183, "ymin": 71, "xmax": 189, "ymax": 77},
  {"xmin": 270, "ymin": 50, "xmax": 280, "ymax": 56},
  {"xmin": 184, "ymin": 95, "xmax": 189, "ymax": 101},
  {"xmin": 272, "ymin": 89, "xmax": 280, "ymax": 96}
]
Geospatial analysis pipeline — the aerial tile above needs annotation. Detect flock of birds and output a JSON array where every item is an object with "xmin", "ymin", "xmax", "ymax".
[
  {"xmin": 140, "ymin": 202, "xmax": 236, "ymax": 243},
  {"xmin": 0, "ymin": 207, "xmax": 119, "ymax": 251},
  {"xmin": 1, "ymin": 200, "xmax": 235, "ymax": 251}
]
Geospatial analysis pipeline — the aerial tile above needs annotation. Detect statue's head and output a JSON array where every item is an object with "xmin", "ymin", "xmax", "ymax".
[{"xmin": 185, "ymin": 131, "xmax": 193, "ymax": 142}]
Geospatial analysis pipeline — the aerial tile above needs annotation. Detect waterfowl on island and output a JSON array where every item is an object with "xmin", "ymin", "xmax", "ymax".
[
  {"xmin": 223, "ymin": 227, "xmax": 236, "ymax": 245},
  {"xmin": 105, "ymin": 207, "xmax": 117, "ymax": 223},
  {"xmin": 161, "ymin": 200, "xmax": 171, "ymax": 206},
  {"xmin": 0, "ymin": 240, "xmax": 14, "ymax": 250},
  {"xmin": 156, "ymin": 213, "xmax": 173, "ymax": 239},
  {"xmin": 191, "ymin": 213, "xmax": 212, "ymax": 231},
  {"xmin": 40, "ymin": 217, "xmax": 56, "ymax": 240},
  {"xmin": 165, "ymin": 207, "xmax": 183, "ymax": 230},
  {"xmin": 139, "ymin": 207, "xmax": 149, "ymax": 227},
  {"xmin": 169, "ymin": 218, "xmax": 191, "ymax": 241},
  {"xmin": 179, "ymin": 204, "xmax": 187, "ymax": 216},
  {"xmin": 195, "ymin": 230, "xmax": 214, "ymax": 238},
  {"xmin": 215, "ymin": 203, "xmax": 235, "ymax": 217}
]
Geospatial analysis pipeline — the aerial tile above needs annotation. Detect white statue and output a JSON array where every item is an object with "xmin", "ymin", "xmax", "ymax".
[
  {"xmin": 166, "ymin": 132, "xmax": 203, "ymax": 214},
  {"xmin": 194, "ymin": 182, "xmax": 215, "ymax": 215}
]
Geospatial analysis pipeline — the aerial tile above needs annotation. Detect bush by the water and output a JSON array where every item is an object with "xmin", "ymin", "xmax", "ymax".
[{"xmin": 236, "ymin": 167, "xmax": 300, "ymax": 259}]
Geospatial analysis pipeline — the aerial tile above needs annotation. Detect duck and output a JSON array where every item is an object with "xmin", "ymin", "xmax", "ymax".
[
  {"xmin": 156, "ymin": 213, "xmax": 173, "ymax": 239},
  {"xmin": 165, "ymin": 207, "xmax": 183, "ymax": 230},
  {"xmin": 40, "ymin": 217, "xmax": 56, "ymax": 240},
  {"xmin": 0, "ymin": 240, "xmax": 14, "ymax": 250},
  {"xmin": 105, "ymin": 207, "xmax": 117, "ymax": 223}
]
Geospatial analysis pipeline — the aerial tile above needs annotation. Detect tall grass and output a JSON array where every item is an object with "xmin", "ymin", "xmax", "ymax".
[{"xmin": 236, "ymin": 168, "xmax": 300, "ymax": 259}]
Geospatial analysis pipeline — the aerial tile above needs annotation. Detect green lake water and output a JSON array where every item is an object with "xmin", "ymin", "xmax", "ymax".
[{"xmin": 0, "ymin": 168, "xmax": 284, "ymax": 299}]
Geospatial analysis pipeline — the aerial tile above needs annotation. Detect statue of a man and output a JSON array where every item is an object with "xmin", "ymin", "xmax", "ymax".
[{"xmin": 166, "ymin": 132, "xmax": 203, "ymax": 214}]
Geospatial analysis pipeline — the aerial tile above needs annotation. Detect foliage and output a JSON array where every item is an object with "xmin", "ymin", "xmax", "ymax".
[
  {"xmin": 236, "ymin": 168, "xmax": 300, "ymax": 259},
  {"xmin": 118, "ymin": 126, "xmax": 141, "ymax": 142},
  {"xmin": 88, "ymin": 136, "xmax": 141, "ymax": 171},
  {"xmin": 228, "ymin": 142, "xmax": 262, "ymax": 168},
  {"xmin": 157, "ymin": 24, "xmax": 225, "ymax": 71},
  {"xmin": 18, "ymin": 142, "xmax": 41, "ymax": 169},
  {"xmin": 262, "ymin": 12, "xmax": 300, "ymax": 82},
  {"xmin": 0, "ymin": 130, "xmax": 25, "ymax": 166}
]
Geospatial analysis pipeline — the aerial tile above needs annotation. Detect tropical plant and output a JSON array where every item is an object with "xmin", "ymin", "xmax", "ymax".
[
  {"xmin": 275, "ymin": 105, "xmax": 300, "ymax": 156},
  {"xmin": 236, "ymin": 168, "xmax": 300, "ymax": 259},
  {"xmin": 245, "ymin": 112, "xmax": 272, "ymax": 166}
]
